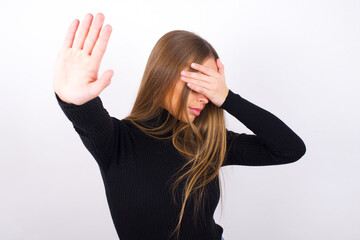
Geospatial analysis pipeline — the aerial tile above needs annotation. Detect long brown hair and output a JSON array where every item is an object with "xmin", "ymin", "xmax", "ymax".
[{"xmin": 123, "ymin": 30, "xmax": 227, "ymax": 240}]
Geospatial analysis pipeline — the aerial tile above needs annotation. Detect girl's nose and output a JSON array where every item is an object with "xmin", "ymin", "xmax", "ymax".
[{"xmin": 198, "ymin": 94, "xmax": 209, "ymax": 104}]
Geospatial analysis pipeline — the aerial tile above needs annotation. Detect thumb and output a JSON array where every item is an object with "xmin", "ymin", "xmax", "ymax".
[
  {"xmin": 217, "ymin": 58, "xmax": 224, "ymax": 75},
  {"xmin": 91, "ymin": 69, "xmax": 114, "ymax": 96}
]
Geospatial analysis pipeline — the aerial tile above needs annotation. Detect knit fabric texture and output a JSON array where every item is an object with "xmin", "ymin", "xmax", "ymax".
[{"xmin": 55, "ymin": 89, "xmax": 306, "ymax": 240}]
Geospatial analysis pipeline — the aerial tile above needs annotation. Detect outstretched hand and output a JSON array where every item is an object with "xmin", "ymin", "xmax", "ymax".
[
  {"xmin": 180, "ymin": 58, "xmax": 229, "ymax": 107},
  {"xmin": 53, "ymin": 12, "xmax": 114, "ymax": 105}
]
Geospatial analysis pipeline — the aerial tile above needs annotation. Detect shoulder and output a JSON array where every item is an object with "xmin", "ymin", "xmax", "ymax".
[{"xmin": 117, "ymin": 118, "xmax": 149, "ymax": 138}]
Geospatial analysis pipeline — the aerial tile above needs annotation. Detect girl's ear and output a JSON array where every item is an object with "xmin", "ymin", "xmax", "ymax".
[{"xmin": 217, "ymin": 58, "xmax": 224, "ymax": 75}]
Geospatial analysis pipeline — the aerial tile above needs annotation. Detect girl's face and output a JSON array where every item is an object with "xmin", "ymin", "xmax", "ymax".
[{"xmin": 164, "ymin": 57, "xmax": 218, "ymax": 123}]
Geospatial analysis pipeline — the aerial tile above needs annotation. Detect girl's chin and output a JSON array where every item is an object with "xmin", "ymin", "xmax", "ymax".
[{"xmin": 180, "ymin": 115, "xmax": 195, "ymax": 123}]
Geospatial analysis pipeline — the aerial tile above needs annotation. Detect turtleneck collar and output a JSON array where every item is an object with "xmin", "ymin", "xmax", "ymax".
[{"xmin": 136, "ymin": 107, "xmax": 177, "ymax": 138}]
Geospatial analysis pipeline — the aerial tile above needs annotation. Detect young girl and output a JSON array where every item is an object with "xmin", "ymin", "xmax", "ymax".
[{"xmin": 53, "ymin": 12, "xmax": 306, "ymax": 240}]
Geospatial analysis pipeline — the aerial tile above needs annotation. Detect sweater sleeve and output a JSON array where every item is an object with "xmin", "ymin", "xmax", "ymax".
[
  {"xmin": 54, "ymin": 91, "xmax": 117, "ymax": 171},
  {"xmin": 220, "ymin": 89, "xmax": 306, "ymax": 167}
]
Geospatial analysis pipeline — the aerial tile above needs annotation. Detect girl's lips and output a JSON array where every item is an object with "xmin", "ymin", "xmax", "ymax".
[{"xmin": 189, "ymin": 107, "xmax": 201, "ymax": 116}]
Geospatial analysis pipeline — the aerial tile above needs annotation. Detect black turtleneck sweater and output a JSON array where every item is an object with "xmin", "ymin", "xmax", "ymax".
[{"xmin": 54, "ymin": 89, "xmax": 306, "ymax": 240}]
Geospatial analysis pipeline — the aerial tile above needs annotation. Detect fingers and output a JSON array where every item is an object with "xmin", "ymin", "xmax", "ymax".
[
  {"xmin": 180, "ymin": 74, "xmax": 212, "ymax": 91},
  {"xmin": 61, "ymin": 19, "xmax": 79, "ymax": 49},
  {"xmin": 180, "ymin": 71, "xmax": 212, "ymax": 83},
  {"xmin": 185, "ymin": 81, "xmax": 209, "ymax": 95},
  {"xmin": 72, "ymin": 13, "xmax": 93, "ymax": 50},
  {"xmin": 190, "ymin": 62, "xmax": 218, "ymax": 76},
  {"xmin": 90, "ymin": 24, "xmax": 113, "ymax": 69},
  {"xmin": 83, "ymin": 13, "xmax": 105, "ymax": 55},
  {"xmin": 90, "ymin": 69, "xmax": 114, "ymax": 96}
]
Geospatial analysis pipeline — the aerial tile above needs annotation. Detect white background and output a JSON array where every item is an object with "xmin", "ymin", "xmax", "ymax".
[{"xmin": 0, "ymin": 0, "xmax": 359, "ymax": 239}]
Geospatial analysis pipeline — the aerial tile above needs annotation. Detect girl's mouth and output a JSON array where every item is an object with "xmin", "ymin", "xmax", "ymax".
[{"xmin": 189, "ymin": 107, "xmax": 201, "ymax": 116}]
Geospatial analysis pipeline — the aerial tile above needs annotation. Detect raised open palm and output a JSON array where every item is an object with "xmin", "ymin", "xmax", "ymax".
[{"xmin": 53, "ymin": 12, "xmax": 113, "ymax": 105}]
